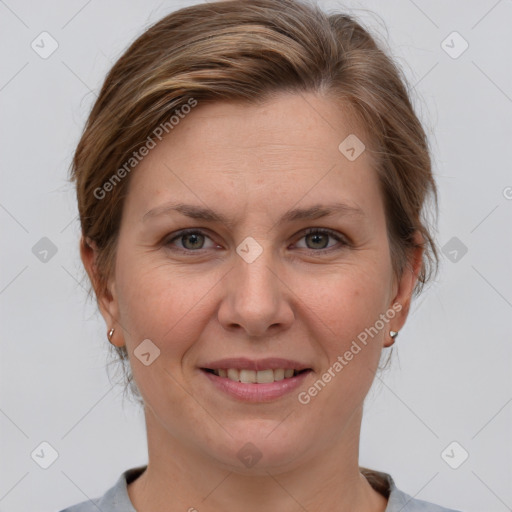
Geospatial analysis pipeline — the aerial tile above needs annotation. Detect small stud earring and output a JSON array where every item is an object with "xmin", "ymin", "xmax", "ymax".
[
  {"xmin": 388, "ymin": 330, "xmax": 399, "ymax": 346},
  {"xmin": 107, "ymin": 327, "xmax": 115, "ymax": 343}
]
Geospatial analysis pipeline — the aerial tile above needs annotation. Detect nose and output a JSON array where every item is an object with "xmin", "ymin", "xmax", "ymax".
[{"xmin": 217, "ymin": 244, "xmax": 295, "ymax": 338}]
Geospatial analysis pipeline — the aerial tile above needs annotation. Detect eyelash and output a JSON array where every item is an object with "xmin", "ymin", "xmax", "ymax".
[{"xmin": 164, "ymin": 228, "xmax": 348, "ymax": 255}]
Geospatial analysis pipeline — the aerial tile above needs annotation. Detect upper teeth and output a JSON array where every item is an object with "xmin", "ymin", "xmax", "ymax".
[{"xmin": 214, "ymin": 368, "xmax": 298, "ymax": 383}]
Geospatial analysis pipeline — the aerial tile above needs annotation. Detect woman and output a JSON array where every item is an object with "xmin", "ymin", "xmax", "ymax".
[{"xmin": 60, "ymin": 0, "xmax": 461, "ymax": 510}]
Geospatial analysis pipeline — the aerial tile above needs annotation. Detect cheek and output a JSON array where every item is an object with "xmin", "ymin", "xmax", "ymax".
[
  {"xmin": 292, "ymin": 262, "xmax": 390, "ymax": 412},
  {"xmin": 114, "ymin": 256, "xmax": 221, "ymax": 409},
  {"xmin": 115, "ymin": 254, "xmax": 221, "ymax": 354},
  {"xmin": 297, "ymin": 262, "xmax": 391, "ymax": 346}
]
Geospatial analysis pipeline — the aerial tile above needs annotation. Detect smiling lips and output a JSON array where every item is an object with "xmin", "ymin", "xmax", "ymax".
[
  {"xmin": 200, "ymin": 357, "xmax": 312, "ymax": 388},
  {"xmin": 206, "ymin": 367, "xmax": 308, "ymax": 383}
]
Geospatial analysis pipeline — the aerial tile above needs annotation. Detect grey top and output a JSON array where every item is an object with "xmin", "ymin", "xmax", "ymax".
[{"xmin": 59, "ymin": 465, "xmax": 462, "ymax": 512}]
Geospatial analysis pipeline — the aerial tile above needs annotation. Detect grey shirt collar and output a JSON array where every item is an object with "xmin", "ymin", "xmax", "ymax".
[{"xmin": 61, "ymin": 465, "xmax": 461, "ymax": 512}]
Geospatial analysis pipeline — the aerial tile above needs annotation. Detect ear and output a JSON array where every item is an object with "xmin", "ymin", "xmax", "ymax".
[
  {"xmin": 80, "ymin": 236, "xmax": 125, "ymax": 347},
  {"xmin": 385, "ymin": 232, "xmax": 424, "ymax": 347}
]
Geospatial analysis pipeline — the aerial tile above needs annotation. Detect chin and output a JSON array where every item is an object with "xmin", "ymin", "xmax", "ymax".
[{"xmin": 207, "ymin": 424, "xmax": 311, "ymax": 474}]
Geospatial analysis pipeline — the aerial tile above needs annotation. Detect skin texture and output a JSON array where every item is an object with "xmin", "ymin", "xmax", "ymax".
[{"xmin": 81, "ymin": 92, "xmax": 423, "ymax": 512}]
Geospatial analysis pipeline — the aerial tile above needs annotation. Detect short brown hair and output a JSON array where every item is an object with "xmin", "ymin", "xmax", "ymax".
[{"xmin": 71, "ymin": 0, "xmax": 439, "ymax": 403}]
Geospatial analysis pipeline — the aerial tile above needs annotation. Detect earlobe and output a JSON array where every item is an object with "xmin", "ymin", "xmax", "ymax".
[
  {"xmin": 79, "ymin": 236, "xmax": 124, "ymax": 347},
  {"xmin": 388, "ymin": 234, "xmax": 424, "ymax": 339}
]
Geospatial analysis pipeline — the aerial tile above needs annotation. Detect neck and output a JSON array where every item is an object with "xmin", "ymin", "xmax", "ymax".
[{"xmin": 128, "ymin": 405, "xmax": 388, "ymax": 512}]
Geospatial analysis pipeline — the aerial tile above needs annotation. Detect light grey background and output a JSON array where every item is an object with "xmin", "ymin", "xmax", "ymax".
[{"xmin": 1, "ymin": 0, "xmax": 511, "ymax": 511}]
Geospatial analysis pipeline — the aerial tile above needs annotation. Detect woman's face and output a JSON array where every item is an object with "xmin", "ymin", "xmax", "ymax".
[{"xmin": 86, "ymin": 92, "xmax": 420, "ymax": 472}]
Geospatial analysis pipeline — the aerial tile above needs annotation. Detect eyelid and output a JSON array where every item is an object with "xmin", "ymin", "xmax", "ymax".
[
  {"xmin": 294, "ymin": 227, "xmax": 348, "ymax": 251},
  {"xmin": 164, "ymin": 228, "xmax": 219, "ymax": 252},
  {"xmin": 164, "ymin": 227, "xmax": 348, "ymax": 254}
]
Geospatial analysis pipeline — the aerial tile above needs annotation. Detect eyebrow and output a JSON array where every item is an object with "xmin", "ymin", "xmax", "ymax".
[{"xmin": 142, "ymin": 201, "xmax": 365, "ymax": 227}]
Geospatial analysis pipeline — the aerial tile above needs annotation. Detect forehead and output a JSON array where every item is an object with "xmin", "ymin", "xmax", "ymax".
[
  {"xmin": 123, "ymin": 92, "xmax": 382, "ymax": 222},
  {"xmin": 165, "ymin": 93, "xmax": 370, "ymax": 164}
]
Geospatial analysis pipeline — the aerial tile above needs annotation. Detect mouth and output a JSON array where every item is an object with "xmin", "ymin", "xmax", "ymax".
[
  {"xmin": 199, "ymin": 360, "xmax": 313, "ymax": 402},
  {"xmin": 201, "ymin": 367, "xmax": 311, "ymax": 383}
]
